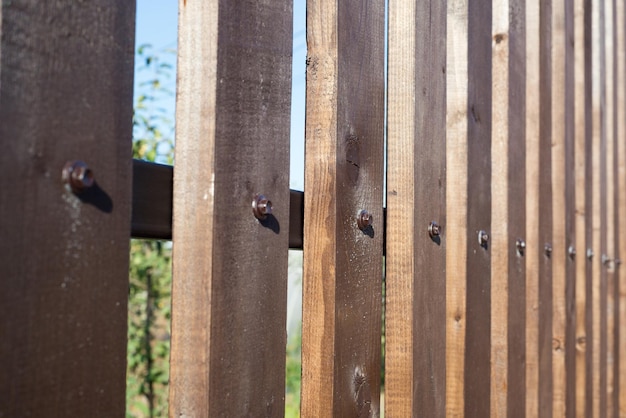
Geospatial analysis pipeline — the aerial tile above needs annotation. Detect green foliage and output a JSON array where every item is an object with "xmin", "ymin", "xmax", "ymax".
[{"xmin": 285, "ymin": 324, "xmax": 302, "ymax": 418}]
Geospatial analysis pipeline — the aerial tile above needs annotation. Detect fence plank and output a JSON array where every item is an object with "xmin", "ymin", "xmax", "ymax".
[
  {"xmin": 301, "ymin": 0, "xmax": 385, "ymax": 415},
  {"xmin": 0, "ymin": 2, "xmax": 135, "ymax": 416},
  {"xmin": 573, "ymin": 0, "xmax": 589, "ymax": 414},
  {"xmin": 617, "ymin": 0, "xmax": 626, "ymax": 414},
  {"xmin": 525, "ymin": 0, "xmax": 542, "ymax": 414},
  {"xmin": 168, "ymin": 0, "xmax": 292, "ymax": 415},
  {"xmin": 538, "ymin": 0, "xmax": 555, "ymax": 414},
  {"xmin": 445, "ymin": 0, "xmax": 469, "ymax": 415},
  {"xmin": 465, "ymin": 1, "xmax": 493, "ymax": 416},
  {"xmin": 386, "ymin": 0, "xmax": 447, "ymax": 415},
  {"xmin": 491, "ymin": 0, "xmax": 510, "ymax": 415},
  {"xmin": 605, "ymin": 1, "xmax": 616, "ymax": 415}
]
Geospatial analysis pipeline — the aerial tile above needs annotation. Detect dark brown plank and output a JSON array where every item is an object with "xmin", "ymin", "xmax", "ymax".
[
  {"xmin": 538, "ymin": 0, "xmax": 555, "ymax": 415},
  {"xmin": 168, "ymin": 1, "xmax": 293, "ymax": 416},
  {"xmin": 301, "ymin": 0, "xmax": 385, "ymax": 415},
  {"xmin": 0, "ymin": 1, "xmax": 135, "ymax": 416},
  {"xmin": 507, "ymin": 0, "xmax": 528, "ymax": 415},
  {"xmin": 132, "ymin": 160, "xmax": 173, "ymax": 240},
  {"xmin": 464, "ymin": 0, "xmax": 492, "ymax": 416}
]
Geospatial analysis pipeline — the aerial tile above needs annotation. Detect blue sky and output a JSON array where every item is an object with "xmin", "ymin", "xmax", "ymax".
[{"xmin": 134, "ymin": 0, "xmax": 306, "ymax": 191}]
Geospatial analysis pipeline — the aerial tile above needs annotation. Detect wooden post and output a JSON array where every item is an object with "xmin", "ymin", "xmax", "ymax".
[
  {"xmin": 301, "ymin": 0, "xmax": 385, "ymax": 415},
  {"xmin": 168, "ymin": 0, "xmax": 293, "ymax": 416},
  {"xmin": 0, "ymin": 2, "xmax": 135, "ymax": 416},
  {"xmin": 386, "ymin": 0, "xmax": 446, "ymax": 415}
]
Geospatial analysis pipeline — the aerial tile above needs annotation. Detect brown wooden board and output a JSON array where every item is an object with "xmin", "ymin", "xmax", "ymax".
[
  {"xmin": 168, "ymin": 0, "xmax": 292, "ymax": 416},
  {"xmin": 446, "ymin": 1, "xmax": 469, "ymax": 414},
  {"xmin": 526, "ymin": 0, "xmax": 542, "ymax": 414},
  {"xmin": 538, "ymin": 0, "xmax": 555, "ymax": 415},
  {"xmin": 506, "ymin": 0, "xmax": 528, "ymax": 415},
  {"xmin": 386, "ymin": 0, "xmax": 446, "ymax": 415},
  {"xmin": 132, "ymin": 160, "xmax": 173, "ymax": 240},
  {"xmin": 301, "ymin": 0, "xmax": 385, "ymax": 416},
  {"xmin": 564, "ymin": 0, "xmax": 577, "ymax": 414},
  {"xmin": 0, "ymin": 1, "xmax": 135, "ymax": 416},
  {"xmin": 573, "ymin": 0, "xmax": 589, "ymax": 414},
  {"xmin": 465, "ymin": 0, "xmax": 492, "ymax": 415}
]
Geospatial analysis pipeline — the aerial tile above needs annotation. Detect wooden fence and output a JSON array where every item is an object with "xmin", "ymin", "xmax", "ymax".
[{"xmin": 1, "ymin": 0, "xmax": 625, "ymax": 416}]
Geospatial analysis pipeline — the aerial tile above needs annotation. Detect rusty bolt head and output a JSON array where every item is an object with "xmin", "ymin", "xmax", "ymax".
[
  {"xmin": 602, "ymin": 254, "xmax": 611, "ymax": 266},
  {"xmin": 568, "ymin": 246, "xmax": 576, "ymax": 259},
  {"xmin": 616, "ymin": 258, "xmax": 622, "ymax": 266},
  {"xmin": 516, "ymin": 238, "xmax": 526, "ymax": 254},
  {"xmin": 62, "ymin": 160, "xmax": 94, "ymax": 194},
  {"xmin": 357, "ymin": 210, "xmax": 373, "ymax": 231},
  {"xmin": 545, "ymin": 243, "xmax": 553, "ymax": 257},
  {"xmin": 428, "ymin": 221, "xmax": 441, "ymax": 238},
  {"xmin": 586, "ymin": 248, "xmax": 594, "ymax": 259},
  {"xmin": 252, "ymin": 194, "xmax": 272, "ymax": 220},
  {"xmin": 478, "ymin": 230, "xmax": 489, "ymax": 246}
]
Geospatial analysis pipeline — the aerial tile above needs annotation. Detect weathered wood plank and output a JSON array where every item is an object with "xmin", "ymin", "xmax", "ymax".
[
  {"xmin": 386, "ymin": 0, "xmax": 446, "ymax": 415},
  {"xmin": 525, "ymin": 0, "xmax": 542, "ymax": 415},
  {"xmin": 550, "ymin": 0, "xmax": 568, "ymax": 414},
  {"xmin": 465, "ymin": 0, "xmax": 493, "ymax": 415},
  {"xmin": 506, "ymin": 0, "xmax": 528, "ymax": 415},
  {"xmin": 385, "ymin": 0, "xmax": 416, "ymax": 412},
  {"xmin": 573, "ymin": 0, "xmax": 589, "ymax": 414},
  {"xmin": 446, "ymin": 0, "xmax": 469, "ymax": 414},
  {"xmin": 491, "ymin": 0, "xmax": 510, "ymax": 415},
  {"xmin": 617, "ymin": 0, "xmax": 626, "ymax": 414},
  {"xmin": 0, "ymin": 1, "xmax": 135, "ymax": 416},
  {"xmin": 538, "ymin": 0, "xmax": 555, "ymax": 414},
  {"xmin": 301, "ymin": 0, "xmax": 385, "ymax": 415},
  {"xmin": 168, "ymin": 0, "xmax": 293, "ymax": 415}
]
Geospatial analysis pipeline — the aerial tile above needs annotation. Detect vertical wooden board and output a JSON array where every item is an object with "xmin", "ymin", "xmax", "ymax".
[
  {"xmin": 0, "ymin": 2, "xmax": 135, "ymax": 416},
  {"xmin": 564, "ymin": 0, "xmax": 578, "ymax": 414},
  {"xmin": 538, "ymin": 0, "xmax": 555, "ymax": 415},
  {"xmin": 386, "ymin": 0, "xmax": 447, "ymax": 415},
  {"xmin": 491, "ymin": 0, "xmax": 510, "ymax": 415},
  {"xmin": 506, "ymin": 0, "xmax": 528, "ymax": 416},
  {"xmin": 465, "ymin": 0, "xmax": 492, "ymax": 416},
  {"xmin": 604, "ymin": 1, "xmax": 616, "ymax": 415},
  {"xmin": 446, "ymin": 0, "xmax": 469, "ymax": 415},
  {"xmin": 573, "ymin": 0, "xmax": 589, "ymax": 414},
  {"xmin": 385, "ymin": 0, "xmax": 416, "ymax": 413},
  {"xmin": 590, "ymin": 0, "xmax": 604, "ymax": 413},
  {"xmin": 617, "ymin": 0, "xmax": 626, "ymax": 414},
  {"xmin": 301, "ymin": 0, "xmax": 385, "ymax": 416},
  {"xmin": 550, "ymin": 0, "xmax": 568, "ymax": 414},
  {"xmin": 169, "ymin": 0, "xmax": 292, "ymax": 416},
  {"xmin": 525, "ymin": 0, "xmax": 542, "ymax": 415}
]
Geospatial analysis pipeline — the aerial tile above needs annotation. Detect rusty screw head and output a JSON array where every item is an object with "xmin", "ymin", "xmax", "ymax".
[
  {"xmin": 252, "ymin": 194, "xmax": 272, "ymax": 220},
  {"xmin": 62, "ymin": 160, "xmax": 94, "ymax": 194},
  {"xmin": 516, "ymin": 238, "xmax": 526, "ymax": 255},
  {"xmin": 357, "ymin": 210, "xmax": 373, "ymax": 231},
  {"xmin": 602, "ymin": 254, "xmax": 611, "ymax": 266},
  {"xmin": 545, "ymin": 243, "xmax": 553, "ymax": 257},
  {"xmin": 586, "ymin": 248, "xmax": 594, "ymax": 259},
  {"xmin": 568, "ymin": 246, "xmax": 576, "ymax": 259},
  {"xmin": 428, "ymin": 221, "xmax": 441, "ymax": 238},
  {"xmin": 478, "ymin": 230, "xmax": 489, "ymax": 246}
]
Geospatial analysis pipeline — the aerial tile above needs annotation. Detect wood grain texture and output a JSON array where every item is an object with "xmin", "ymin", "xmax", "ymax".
[
  {"xmin": 385, "ymin": 0, "xmax": 416, "ymax": 412},
  {"xmin": 538, "ymin": 0, "xmax": 555, "ymax": 415},
  {"xmin": 301, "ymin": 0, "xmax": 385, "ymax": 415},
  {"xmin": 590, "ymin": 0, "xmax": 603, "ymax": 413},
  {"xmin": 550, "ymin": 0, "xmax": 568, "ymax": 414},
  {"xmin": 615, "ymin": 1, "xmax": 626, "ymax": 416},
  {"xmin": 506, "ymin": 0, "xmax": 527, "ymax": 416},
  {"xmin": 465, "ymin": 1, "xmax": 493, "ymax": 416},
  {"xmin": 169, "ymin": 0, "xmax": 292, "ymax": 416},
  {"xmin": 387, "ymin": 0, "xmax": 447, "ymax": 415},
  {"xmin": 0, "ymin": 2, "xmax": 135, "ymax": 416},
  {"xmin": 525, "ymin": 0, "xmax": 542, "ymax": 415},
  {"xmin": 573, "ymin": 0, "xmax": 589, "ymax": 414},
  {"xmin": 491, "ymin": 0, "xmax": 510, "ymax": 415},
  {"xmin": 446, "ymin": 0, "xmax": 469, "ymax": 415}
]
